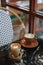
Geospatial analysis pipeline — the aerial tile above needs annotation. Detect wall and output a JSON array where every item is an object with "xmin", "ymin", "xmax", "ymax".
[{"xmin": 0, "ymin": 0, "xmax": 1, "ymax": 6}]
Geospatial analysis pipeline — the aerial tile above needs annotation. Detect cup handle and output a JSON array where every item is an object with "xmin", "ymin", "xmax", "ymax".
[{"xmin": 34, "ymin": 35, "xmax": 38, "ymax": 40}]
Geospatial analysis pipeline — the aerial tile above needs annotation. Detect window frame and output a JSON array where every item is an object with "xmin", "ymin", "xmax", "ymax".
[
  {"xmin": 29, "ymin": 0, "xmax": 43, "ymax": 33},
  {"xmin": 1, "ymin": 0, "xmax": 43, "ymax": 34}
]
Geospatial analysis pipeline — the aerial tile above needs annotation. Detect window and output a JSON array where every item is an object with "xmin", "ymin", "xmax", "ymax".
[
  {"xmin": 28, "ymin": 0, "xmax": 43, "ymax": 38},
  {"xmin": 1, "ymin": 0, "xmax": 43, "ymax": 38}
]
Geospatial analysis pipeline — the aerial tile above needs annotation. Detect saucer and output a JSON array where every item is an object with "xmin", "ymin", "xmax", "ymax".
[
  {"xmin": 9, "ymin": 50, "xmax": 23, "ymax": 61},
  {"xmin": 20, "ymin": 39, "xmax": 38, "ymax": 48}
]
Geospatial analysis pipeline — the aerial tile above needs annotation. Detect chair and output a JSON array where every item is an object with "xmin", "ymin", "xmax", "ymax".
[
  {"xmin": 0, "ymin": 7, "xmax": 26, "ymax": 65},
  {"xmin": 0, "ymin": 7, "xmax": 25, "ymax": 57},
  {"xmin": 0, "ymin": 7, "xmax": 25, "ymax": 62}
]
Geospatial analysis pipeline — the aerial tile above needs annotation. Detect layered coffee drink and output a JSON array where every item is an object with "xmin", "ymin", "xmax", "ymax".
[{"xmin": 10, "ymin": 43, "xmax": 21, "ymax": 57}]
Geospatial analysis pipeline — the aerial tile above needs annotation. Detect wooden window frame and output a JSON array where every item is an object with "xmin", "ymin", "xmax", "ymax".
[
  {"xmin": 1, "ymin": 0, "xmax": 43, "ymax": 33},
  {"xmin": 29, "ymin": 0, "xmax": 43, "ymax": 33}
]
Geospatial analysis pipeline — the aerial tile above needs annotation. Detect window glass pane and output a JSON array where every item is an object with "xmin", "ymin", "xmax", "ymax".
[
  {"xmin": 36, "ymin": 0, "xmax": 43, "ymax": 11},
  {"xmin": 35, "ymin": 17, "xmax": 43, "ymax": 39},
  {"xmin": 24, "ymin": 14, "xmax": 29, "ymax": 33},
  {"xmin": 15, "ymin": 0, "xmax": 29, "ymax": 10},
  {"xmin": 37, "ymin": 0, "xmax": 43, "ymax": 3},
  {"xmin": 6, "ymin": 0, "xmax": 9, "ymax": 2},
  {"xmin": 9, "ymin": 0, "xmax": 29, "ymax": 10}
]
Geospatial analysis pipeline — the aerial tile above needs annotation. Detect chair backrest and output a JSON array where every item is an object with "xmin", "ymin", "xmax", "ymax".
[
  {"xmin": 0, "ymin": 8, "xmax": 13, "ymax": 47},
  {"xmin": 0, "ymin": 7, "xmax": 25, "ymax": 47},
  {"xmin": 0, "ymin": 7, "xmax": 24, "ymax": 47}
]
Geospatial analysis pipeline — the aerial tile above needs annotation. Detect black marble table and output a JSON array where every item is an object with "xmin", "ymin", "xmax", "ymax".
[{"xmin": 0, "ymin": 39, "xmax": 43, "ymax": 65}]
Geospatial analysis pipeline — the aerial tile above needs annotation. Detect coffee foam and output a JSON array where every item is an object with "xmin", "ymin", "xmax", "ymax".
[
  {"xmin": 13, "ymin": 46, "xmax": 18, "ymax": 48},
  {"xmin": 24, "ymin": 34, "xmax": 34, "ymax": 38}
]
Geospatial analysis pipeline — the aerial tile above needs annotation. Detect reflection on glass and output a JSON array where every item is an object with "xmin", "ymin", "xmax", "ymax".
[
  {"xmin": 35, "ymin": 17, "xmax": 43, "ymax": 38},
  {"xmin": 36, "ymin": 0, "xmax": 43, "ymax": 11},
  {"xmin": 37, "ymin": 0, "xmax": 43, "ymax": 3},
  {"xmin": 15, "ymin": 0, "xmax": 29, "ymax": 10},
  {"xmin": 36, "ymin": 18, "xmax": 43, "ymax": 29}
]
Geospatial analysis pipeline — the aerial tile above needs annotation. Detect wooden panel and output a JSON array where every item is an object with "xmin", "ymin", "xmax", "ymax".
[
  {"xmin": 7, "ymin": 7, "xmax": 24, "ymax": 15},
  {"xmin": 29, "ymin": 0, "xmax": 37, "ymax": 33},
  {"xmin": 1, "ymin": 0, "xmax": 6, "ymax": 7}
]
